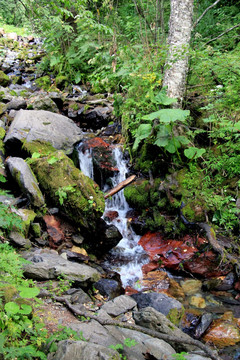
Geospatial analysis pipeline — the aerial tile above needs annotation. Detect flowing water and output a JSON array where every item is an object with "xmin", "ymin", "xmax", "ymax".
[{"xmin": 78, "ymin": 143, "xmax": 148, "ymax": 288}]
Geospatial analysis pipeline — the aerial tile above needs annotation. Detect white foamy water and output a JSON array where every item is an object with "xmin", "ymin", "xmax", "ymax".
[{"xmin": 78, "ymin": 144, "xmax": 148, "ymax": 288}]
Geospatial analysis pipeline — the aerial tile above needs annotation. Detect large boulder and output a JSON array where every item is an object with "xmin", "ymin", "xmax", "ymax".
[
  {"xmin": 6, "ymin": 156, "xmax": 45, "ymax": 208},
  {"xmin": 30, "ymin": 150, "xmax": 105, "ymax": 232},
  {"xmin": 4, "ymin": 109, "xmax": 83, "ymax": 155},
  {"xmin": 23, "ymin": 249, "xmax": 101, "ymax": 285}
]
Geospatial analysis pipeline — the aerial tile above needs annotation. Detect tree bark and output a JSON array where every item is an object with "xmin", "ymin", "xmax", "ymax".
[{"xmin": 163, "ymin": 0, "xmax": 194, "ymax": 106}]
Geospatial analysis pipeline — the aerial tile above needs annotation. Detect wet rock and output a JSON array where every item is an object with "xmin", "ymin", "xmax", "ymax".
[
  {"xmin": 131, "ymin": 292, "xmax": 184, "ymax": 324},
  {"xmin": 194, "ymin": 313, "xmax": 213, "ymax": 339},
  {"xmin": 47, "ymin": 340, "xmax": 121, "ymax": 360},
  {"xmin": 23, "ymin": 249, "xmax": 101, "ymax": 285},
  {"xmin": 203, "ymin": 311, "xmax": 240, "ymax": 348},
  {"xmin": 189, "ymin": 296, "xmax": 206, "ymax": 309},
  {"xmin": 43, "ymin": 215, "xmax": 64, "ymax": 248},
  {"xmin": 78, "ymin": 138, "xmax": 118, "ymax": 187},
  {"xmin": 103, "ymin": 210, "xmax": 119, "ymax": 222},
  {"xmin": 94, "ymin": 279, "xmax": 124, "ymax": 300},
  {"xmin": 139, "ymin": 269, "xmax": 170, "ymax": 293},
  {"xmin": 6, "ymin": 156, "xmax": 45, "ymax": 207},
  {"xmin": 101, "ymin": 295, "xmax": 137, "ymax": 316},
  {"xmin": 133, "ymin": 306, "xmax": 197, "ymax": 352},
  {"xmin": 203, "ymin": 272, "xmax": 236, "ymax": 291},
  {"xmin": 80, "ymin": 106, "xmax": 111, "ymax": 130},
  {"xmin": 181, "ymin": 279, "xmax": 202, "ymax": 296},
  {"xmin": 181, "ymin": 309, "xmax": 202, "ymax": 337},
  {"xmin": 72, "ymin": 234, "xmax": 84, "ymax": 245},
  {"xmin": 4, "ymin": 109, "xmax": 83, "ymax": 155}
]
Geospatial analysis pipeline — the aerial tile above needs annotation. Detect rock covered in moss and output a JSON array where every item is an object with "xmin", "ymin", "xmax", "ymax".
[
  {"xmin": 6, "ymin": 156, "xmax": 45, "ymax": 208},
  {"xmin": 30, "ymin": 150, "xmax": 105, "ymax": 231},
  {"xmin": 0, "ymin": 70, "xmax": 11, "ymax": 87},
  {"xmin": 27, "ymin": 94, "xmax": 59, "ymax": 112},
  {"xmin": 4, "ymin": 109, "xmax": 83, "ymax": 155}
]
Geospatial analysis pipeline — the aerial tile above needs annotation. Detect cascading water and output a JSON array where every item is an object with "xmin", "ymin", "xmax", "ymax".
[{"xmin": 78, "ymin": 143, "xmax": 148, "ymax": 288}]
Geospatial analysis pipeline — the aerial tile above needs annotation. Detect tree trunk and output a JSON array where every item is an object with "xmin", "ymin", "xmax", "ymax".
[{"xmin": 163, "ymin": 0, "xmax": 194, "ymax": 106}]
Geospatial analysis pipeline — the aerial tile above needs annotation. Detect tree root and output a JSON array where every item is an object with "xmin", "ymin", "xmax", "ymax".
[{"xmin": 54, "ymin": 295, "xmax": 223, "ymax": 360}]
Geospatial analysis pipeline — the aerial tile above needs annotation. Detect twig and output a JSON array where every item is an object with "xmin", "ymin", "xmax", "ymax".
[
  {"xmin": 205, "ymin": 23, "xmax": 240, "ymax": 45},
  {"xmin": 194, "ymin": 0, "xmax": 222, "ymax": 28},
  {"xmin": 54, "ymin": 295, "xmax": 222, "ymax": 360}
]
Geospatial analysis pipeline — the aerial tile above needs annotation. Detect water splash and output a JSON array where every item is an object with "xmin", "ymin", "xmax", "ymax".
[{"xmin": 78, "ymin": 143, "xmax": 148, "ymax": 288}]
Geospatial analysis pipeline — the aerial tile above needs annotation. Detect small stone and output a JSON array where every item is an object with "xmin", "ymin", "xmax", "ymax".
[
  {"xmin": 181, "ymin": 279, "xmax": 202, "ymax": 295},
  {"xmin": 189, "ymin": 296, "xmax": 206, "ymax": 309},
  {"xmin": 101, "ymin": 295, "xmax": 137, "ymax": 316}
]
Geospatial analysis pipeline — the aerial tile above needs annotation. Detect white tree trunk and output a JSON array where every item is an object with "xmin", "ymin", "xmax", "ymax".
[{"xmin": 163, "ymin": 0, "xmax": 194, "ymax": 106}]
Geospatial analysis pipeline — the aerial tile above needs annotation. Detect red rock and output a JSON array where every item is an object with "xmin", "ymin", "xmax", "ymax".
[
  {"xmin": 43, "ymin": 215, "xmax": 64, "ymax": 248},
  {"xmin": 139, "ymin": 232, "xmax": 198, "ymax": 270},
  {"xmin": 234, "ymin": 280, "xmax": 240, "ymax": 291},
  {"xmin": 140, "ymin": 270, "xmax": 170, "ymax": 292},
  {"xmin": 203, "ymin": 311, "xmax": 240, "ymax": 348},
  {"xmin": 125, "ymin": 286, "xmax": 139, "ymax": 295},
  {"xmin": 84, "ymin": 137, "xmax": 110, "ymax": 149},
  {"xmin": 184, "ymin": 250, "xmax": 232, "ymax": 277},
  {"xmin": 104, "ymin": 210, "xmax": 119, "ymax": 221},
  {"xmin": 142, "ymin": 261, "xmax": 159, "ymax": 274}
]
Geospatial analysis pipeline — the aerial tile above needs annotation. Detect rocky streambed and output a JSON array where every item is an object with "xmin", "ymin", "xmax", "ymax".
[{"xmin": 0, "ymin": 30, "xmax": 240, "ymax": 360}]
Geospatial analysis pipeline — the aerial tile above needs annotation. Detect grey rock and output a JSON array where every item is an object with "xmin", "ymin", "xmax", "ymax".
[
  {"xmin": 23, "ymin": 249, "xmax": 101, "ymax": 284},
  {"xmin": 6, "ymin": 157, "xmax": 45, "ymax": 207},
  {"xmin": 9, "ymin": 231, "xmax": 31, "ymax": 248},
  {"xmin": 4, "ymin": 109, "xmax": 83, "ymax": 155},
  {"xmin": 70, "ymin": 288, "xmax": 91, "ymax": 304},
  {"xmin": 133, "ymin": 306, "xmax": 197, "ymax": 353},
  {"xmin": 185, "ymin": 355, "xmax": 212, "ymax": 360},
  {"xmin": 94, "ymin": 278, "xmax": 124, "ymax": 300},
  {"xmin": 7, "ymin": 97, "xmax": 27, "ymax": 110},
  {"xmin": 28, "ymin": 94, "xmax": 59, "ymax": 112},
  {"xmin": 194, "ymin": 313, "xmax": 213, "ymax": 339},
  {"xmin": 131, "ymin": 292, "xmax": 183, "ymax": 317},
  {"xmin": 72, "ymin": 234, "xmax": 84, "ymax": 245},
  {"xmin": 101, "ymin": 295, "xmax": 137, "ymax": 316},
  {"xmin": 47, "ymin": 340, "xmax": 121, "ymax": 360}
]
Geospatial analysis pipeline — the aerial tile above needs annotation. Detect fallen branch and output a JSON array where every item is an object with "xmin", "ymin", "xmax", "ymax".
[
  {"xmin": 104, "ymin": 175, "xmax": 136, "ymax": 199},
  {"xmin": 54, "ymin": 295, "xmax": 222, "ymax": 360}
]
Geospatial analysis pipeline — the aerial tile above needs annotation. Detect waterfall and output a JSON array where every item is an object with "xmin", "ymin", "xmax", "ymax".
[{"xmin": 78, "ymin": 143, "xmax": 148, "ymax": 288}]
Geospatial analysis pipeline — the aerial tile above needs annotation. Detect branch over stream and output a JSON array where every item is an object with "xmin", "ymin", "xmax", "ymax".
[{"xmin": 54, "ymin": 295, "xmax": 222, "ymax": 360}]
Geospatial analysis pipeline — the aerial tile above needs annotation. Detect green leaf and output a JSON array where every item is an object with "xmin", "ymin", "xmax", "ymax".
[
  {"xmin": 74, "ymin": 72, "xmax": 81, "ymax": 84},
  {"xmin": 19, "ymin": 304, "xmax": 32, "ymax": 315},
  {"xmin": 47, "ymin": 156, "xmax": 58, "ymax": 165},
  {"xmin": 4, "ymin": 301, "xmax": 20, "ymax": 314},
  {"xmin": 0, "ymin": 174, "xmax": 7, "ymax": 183},
  {"xmin": 154, "ymin": 92, "xmax": 177, "ymax": 105},
  {"xmin": 142, "ymin": 109, "xmax": 190, "ymax": 123},
  {"xmin": 19, "ymin": 287, "xmax": 40, "ymax": 298},
  {"xmin": 32, "ymin": 152, "xmax": 41, "ymax": 159},
  {"xmin": 177, "ymin": 136, "xmax": 190, "ymax": 145},
  {"xmin": 133, "ymin": 124, "xmax": 152, "ymax": 151},
  {"xmin": 165, "ymin": 140, "xmax": 177, "ymax": 153},
  {"xmin": 184, "ymin": 147, "xmax": 206, "ymax": 160}
]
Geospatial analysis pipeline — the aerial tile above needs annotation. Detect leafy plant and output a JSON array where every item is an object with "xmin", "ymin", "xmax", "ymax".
[
  {"xmin": 55, "ymin": 185, "xmax": 76, "ymax": 205},
  {"xmin": 109, "ymin": 338, "xmax": 137, "ymax": 359}
]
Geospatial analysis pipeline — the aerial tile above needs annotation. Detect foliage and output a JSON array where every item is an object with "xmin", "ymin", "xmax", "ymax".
[
  {"xmin": 109, "ymin": 338, "xmax": 137, "ymax": 359},
  {"xmin": 55, "ymin": 185, "xmax": 76, "ymax": 205},
  {"xmin": 0, "ymin": 203, "xmax": 23, "ymax": 236}
]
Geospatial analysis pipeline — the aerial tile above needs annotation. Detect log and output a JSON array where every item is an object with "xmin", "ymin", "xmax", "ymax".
[{"xmin": 104, "ymin": 175, "xmax": 136, "ymax": 199}]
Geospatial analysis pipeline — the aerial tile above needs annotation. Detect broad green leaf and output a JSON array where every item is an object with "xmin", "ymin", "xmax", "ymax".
[
  {"xmin": 19, "ymin": 286, "xmax": 40, "ymax": 298},
  {"xmin": 74, "ymin": 72, "xmax": 81, "ymax": 84},
  {"xmin": 19, "ymin": 304, "xmax": 32, "ymax": 315},
  {"xmin": 184, "ymin": 147, "xmax": 206, "ymax": 159},
  {"xmin": 165, "ymin": 140, "xmax": 177, "ymax": 153},
  {"xmin": 32, "ymin": 152, "xmax": 41, "ymax": 159},
  {"xmin": 154, "ymin": 92, "xmax": 177, "ymax": 105},
  {"xmin": 154, "ymin": 126, "xmax": 169, "ymax": 147},
  {"xmin": 177, "ymin": 136, "xmax": 190, "ymax": 145},
  {"xmin": 133, "ymin": 124, "xmax": 152, "ymax": 151},
  {"xmin": 142, "ymin": 109, "xmax": 190, "ymax": 123},
  {"xmin": 4, "ymin": 301, "xmax": 20, "ymax": 314}
]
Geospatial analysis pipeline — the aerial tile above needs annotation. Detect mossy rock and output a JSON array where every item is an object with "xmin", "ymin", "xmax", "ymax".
[
  {"xmin": 0, "ymin": 127, "xmax": 6, "ymax": 140},
  {"xmin": 35, "ymin": 75, "xmax": 51, "ymax": 91},
  {"xmin": 30, "ymin": 150, "xmax": 105, "ymax": 230},
  {"xmin": 55, "ymin": 75, "xmax": 68, "ymax": 90},
  {"xmin": 23, "ymin": 139, "xmax": 56, "ymax": 158},
  {"xmin": 0, "ymin": 71, "xmax": 11, "ymax": 87},
  {"xmin": 0, "ymin": 284, "xmax": 18, "ymax": 303},
  {"xmin": 167, "ymin": 306, "xmax": 185, "ymax": 326},
  {"xmin": 0, "ymin": 102, "xmax": 7, "ymax": 115}
]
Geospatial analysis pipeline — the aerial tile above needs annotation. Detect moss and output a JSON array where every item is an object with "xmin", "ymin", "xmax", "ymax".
[
  {"xmin": 167, "ymin": 306, "xmax": 185, "ymax": 326},
  {"xmin": 30, "ymin": 150, "xmax": 105, "ymax": 230},
  {"xmin": 55, "ymin": 75, "xmax": 68, "ymax": 90},
  {"xmin": 35, "ymin": 75, "xmax": 51, "ymax": 91},
  {"xmin": 0, "ymin": 127, "xmax": 6, "ymax": 140},
  {"xmin": 0, "ymin": 102, "xmax": 7, "ymax": 115},
  {"xmin": 23, "ymin": 140, "xmax": 56, "ymax": 157},
  {"xmin": 0, "ymin": 71, "xmax": 10, "ymax": 87}
]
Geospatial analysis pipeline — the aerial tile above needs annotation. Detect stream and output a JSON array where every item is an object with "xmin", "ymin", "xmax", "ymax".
[{"xmin": 79, "ymin": 144, "xmax": 149, "ymax": 288}]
